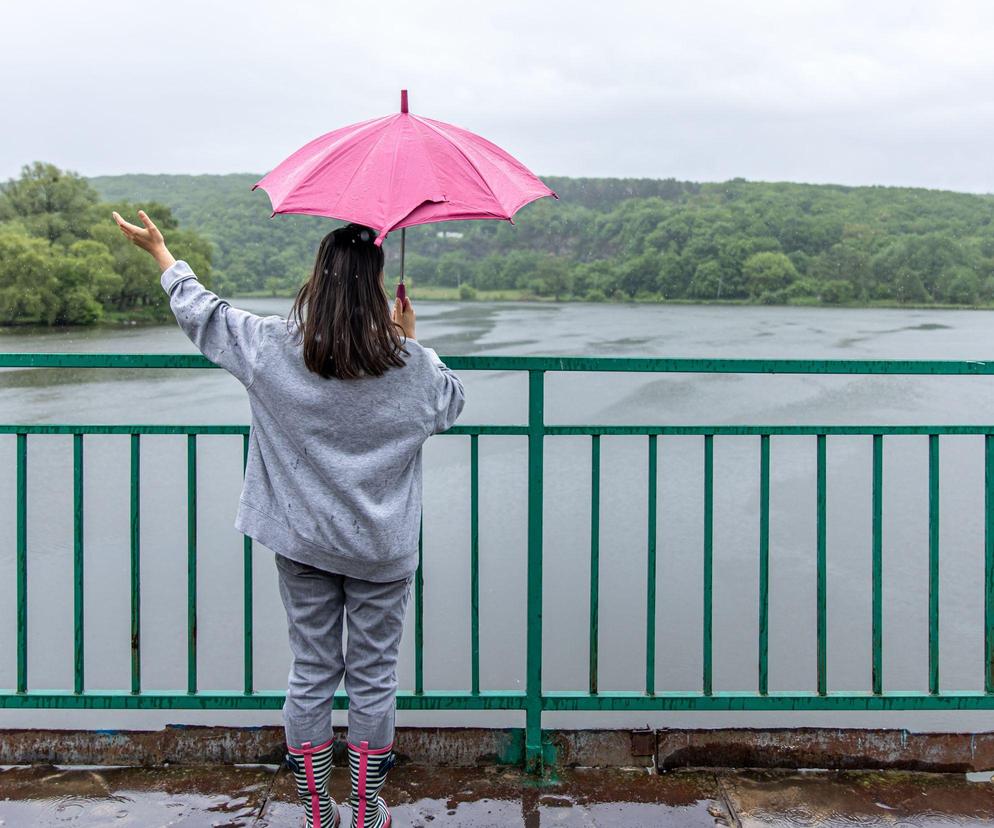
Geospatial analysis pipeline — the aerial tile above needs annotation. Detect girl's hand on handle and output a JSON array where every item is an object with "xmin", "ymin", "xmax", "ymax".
[
  {"xmin": 112, "ymin": 210, "xmax": 176, "ymax": 272},
  {"xmin": 391, "ymin": 295, "xmax": 416, "ymax": 340}
]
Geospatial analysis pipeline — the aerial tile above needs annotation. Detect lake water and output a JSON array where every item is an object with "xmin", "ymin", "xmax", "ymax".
[{"xmin": 3, "ymin": 299, "xmax": 994, "ymax": 734}]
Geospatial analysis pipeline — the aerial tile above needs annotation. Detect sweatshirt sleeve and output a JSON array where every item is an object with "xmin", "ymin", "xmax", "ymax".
[
  {"xmin": 161, "ymin": 260, "xmax": 269, "ymax": 388},
  {"xmin": 421, "ymin": 346, "xmax": 466, "ymax": 435}
]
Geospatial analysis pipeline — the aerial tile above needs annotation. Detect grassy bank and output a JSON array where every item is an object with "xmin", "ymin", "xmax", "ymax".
[
  {"xmin": 234, "ymin": 285, "xmax": 551, "ymax": 302},
  {"xmin": 232, "ymin": 285, "xmax": 994, "ymax": 311}
]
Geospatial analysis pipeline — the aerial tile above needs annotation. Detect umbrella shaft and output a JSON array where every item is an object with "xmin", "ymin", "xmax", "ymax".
[{"xmin": 400, "ymin": 227, "xmax": 406, "ymax": 283}]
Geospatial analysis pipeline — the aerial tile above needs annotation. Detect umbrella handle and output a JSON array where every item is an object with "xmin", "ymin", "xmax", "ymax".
[{"xmin": 396, "ymin": 227, "xmax": 407, "ymax": 304}]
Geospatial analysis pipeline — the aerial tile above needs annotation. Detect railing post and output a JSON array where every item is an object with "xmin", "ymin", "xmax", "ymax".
[
  {"xmin": 415, "ymin": 510, "xmax": 424, "ymax": 695},
  {"xmin": 986, "ymin": 435, "xmax": 994, "ymax": 694},
  {"xmin": 16, "ymin": 433, "xmax": 27, "ymax": 694},
  {"xmin": 646, "ymin": 434, "xmax": 657, "ymax": 696},
  {"xmin": 470, "ymin": 433, "xmax": 480, "ymax": 696},
  {"xmin": 525, "ymin": 369, "xmax": 545, "ymax": 774},
  {"xmin": 758, "ymin": 434, "xmax": 770, "ymax": 696},
  {"xmin": 816, "ymin": 434, "xmax": 827, "ymax": 696},
  {"xmin": 872, "ymin": 434, "xmax": 883, "ymax": 695},
  {"xmin": 130, "ymin": 434, "xmax": 141, "ymax": 695},
  {"xmin": 928, "ymin": 434, "xmax": 940, "ymax": 695},
  {"xmin": 588, "ymin": 434, "xmax": 600, "ymax": 696},
  {"xmin": 242, "ymin": 433, "xmax": 253, "ymax": 696},
  {"xmin": 73, "ymin": 433, "xmax": 84, "ymax": 695},
  {"xmin": 187, "ymin": 434, "xmax": 197, "ymax": 695},
  {"xmin": 703, "ymin": 434, "xmax": 713, "ymax": 696}
]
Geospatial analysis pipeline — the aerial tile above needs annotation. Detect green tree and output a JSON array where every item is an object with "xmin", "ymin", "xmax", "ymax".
[
  {"xmin": 819, "ymin": 280, "xmax": 854, "ymax": 304},
  {"xmin": 743, "ymin": 252, "xmax": 799, "ymax": 298},
  {"xmin": 943, "ymin": 267, "xmax": 980, "ymax": 304},
  {"xmin": 2, "ymin": 161, "xmax": 100, "ymax": 244},
  {"xmin": 0, "ymin": 227, "xmax": 61, "ymax": 324},
  {"xmin": 688, "ymin": 260, "xmax": 724, "ymax": 299},
  {"xmin": 535, "ymin": 254, "xmax": 572, "ymax": 300}
]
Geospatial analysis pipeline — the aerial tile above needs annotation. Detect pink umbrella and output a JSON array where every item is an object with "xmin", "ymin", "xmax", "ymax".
[{"xmin": 253, "ymin": 90, "xmax": 557, "ymax": 301}]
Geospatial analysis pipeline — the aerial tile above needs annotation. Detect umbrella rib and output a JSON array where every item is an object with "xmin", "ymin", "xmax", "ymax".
[
  {"xmin": 412, "ymin": 116, "xmax": 510, "ymax": 216},
  {"xmin": 383, "ymin": 121, "xmax": 446, "ymax": 234}
]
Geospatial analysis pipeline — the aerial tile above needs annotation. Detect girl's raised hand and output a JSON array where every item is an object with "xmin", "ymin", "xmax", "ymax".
[{"xmin": 112, "ymin": 210, "xmax": 175, "ymax": 271}]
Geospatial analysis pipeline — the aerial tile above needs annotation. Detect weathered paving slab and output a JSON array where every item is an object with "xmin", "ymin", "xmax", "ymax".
[{"xmin": 721, "ymin": 768, "xmax": 994, "ymax": 827}]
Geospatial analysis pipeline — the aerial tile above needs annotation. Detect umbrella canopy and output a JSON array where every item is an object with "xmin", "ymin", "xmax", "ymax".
[{"xmin": 253, "ymin": 90, "xmax": 557, "ymax": 248}]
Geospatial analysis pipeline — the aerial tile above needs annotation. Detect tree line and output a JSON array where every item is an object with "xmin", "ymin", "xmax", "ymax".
[
  {"xmin": 91, "ymin": 171, "xmax": 994, "ymax": 307},
  {"xmin": 0, "ymin": 162, "xmax": 212, "ymax": 325},
  {"xmin": 4, "ymin": 161, "xmax": 994, "ymax": 327}
]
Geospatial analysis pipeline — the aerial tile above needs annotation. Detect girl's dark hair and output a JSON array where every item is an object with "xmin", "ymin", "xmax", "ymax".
[{"xmin": 288, "ymin": 223, "xmax": 408, "ymax": 379}]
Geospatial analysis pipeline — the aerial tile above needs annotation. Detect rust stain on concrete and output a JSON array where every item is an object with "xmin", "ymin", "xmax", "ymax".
[{"xmin": 657, "ymin": 727, "xmax": 994, "ymax": 773}]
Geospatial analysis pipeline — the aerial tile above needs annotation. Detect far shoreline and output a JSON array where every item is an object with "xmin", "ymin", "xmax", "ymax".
[{"xmin": 4, "ymin": 293, "xmax": 994, "ymax": 335}]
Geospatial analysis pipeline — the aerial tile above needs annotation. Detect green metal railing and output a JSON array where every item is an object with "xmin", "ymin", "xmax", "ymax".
[{"xmin": 5, "ymin": 353, "xmax": 994, "ymax": 773}]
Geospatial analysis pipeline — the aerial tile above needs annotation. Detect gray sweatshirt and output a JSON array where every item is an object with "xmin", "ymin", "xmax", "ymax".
[{"xmin": 161, "ymin": 260, "xmax": 466, "ymax": 582}]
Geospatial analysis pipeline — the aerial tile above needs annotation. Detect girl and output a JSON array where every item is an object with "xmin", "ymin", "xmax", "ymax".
[{"xmin": 113, "ymin": 210, "xmax": 466, "ymax": 828}]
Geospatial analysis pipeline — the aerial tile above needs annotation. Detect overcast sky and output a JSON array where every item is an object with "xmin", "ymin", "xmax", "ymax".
[{"xmin": 3, "ymin": 0, "xmax": 994, "ymax": 192}]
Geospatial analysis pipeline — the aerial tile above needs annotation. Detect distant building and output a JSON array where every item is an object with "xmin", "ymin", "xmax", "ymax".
[{"xmin": 436, "ymin": 230, "xmax": 464, "ymax": 239}]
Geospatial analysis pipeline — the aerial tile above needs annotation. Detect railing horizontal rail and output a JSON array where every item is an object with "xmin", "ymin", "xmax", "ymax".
[
  {"xmin": 6, "ymin": 424, "xmax": 994, "ymax": 436},
  {"xmin": 4, "ymin": 352, "xmax": 994, "ymax": 374},
  {"xmin": 8, "ymin": 690, "xmax": 994, "ymax": 711},
  {"xmin": 0, "ymin": 691, "xmax": 528, "ymax": 710},
  {"xmin": 6, "ymin": 352, "xmax": 994, "ymax": 774}
]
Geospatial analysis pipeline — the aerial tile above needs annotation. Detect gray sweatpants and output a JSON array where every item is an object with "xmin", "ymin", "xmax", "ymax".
[{"xmin": 275, "ymin": 552, "xmax": 413, "ymax": 750}]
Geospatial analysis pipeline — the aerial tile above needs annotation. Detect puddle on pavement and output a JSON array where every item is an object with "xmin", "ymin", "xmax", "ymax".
[
  {"xmin": 0, "ymin": 764, "xmax": 268, "ymax": 826},
  {"xmin": 0, "ymin": 764, "xmax": 724, "ymax": 827},
  {"xmin": 10, "ymin": 764, "xmax": 994, "ymax": 826}
]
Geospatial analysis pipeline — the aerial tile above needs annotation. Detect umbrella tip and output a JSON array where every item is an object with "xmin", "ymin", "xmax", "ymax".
[{"xmin": 400, "ymin": 89, "xmax": 408, "ymax": 113}]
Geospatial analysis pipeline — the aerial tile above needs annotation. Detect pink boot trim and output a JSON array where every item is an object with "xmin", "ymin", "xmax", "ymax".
[
  {"xmin": 349, "ymin": 740, "xmax": 393, "ymax": 828},
  {"xmin": 287, "ymin": 737, "xmax": 337, "ymax": 828}
]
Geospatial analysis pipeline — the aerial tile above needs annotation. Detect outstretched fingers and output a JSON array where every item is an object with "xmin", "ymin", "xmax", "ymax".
[
  {"xmin": 112, "ymin": 211, "xmax": 140, "ymax": 235},
  {"xmin": 137, "ymin": 209, "xmax": 159, "ymax": 234}
]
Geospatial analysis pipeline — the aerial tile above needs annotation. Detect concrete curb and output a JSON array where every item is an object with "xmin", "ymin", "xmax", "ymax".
[{"xmin": 2, "ymin": 726, "xmax": 992, "ymax": 772}]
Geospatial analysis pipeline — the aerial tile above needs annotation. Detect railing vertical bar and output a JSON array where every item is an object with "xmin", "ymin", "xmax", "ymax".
[
  {"xmin": 759, "ymin": 434, "xmax": 770, "ymax": 696},
  {"xmin": 470, "ymin": 434, "xmax": 480, "ymax": 696},
  {"xmin": 703, "ymin": 434, "xmax": 713, "ymax": 696},
  {"xmin": 817, "ymin": 434, "xmax": 827, "ymax": 697},
  {"xmin": 415, "ymin": 510, "xmax": 424, "ymax": 695},
  {"xmin": 872, "ymin": 434, "xmax": 883, "ymax": 695},
  {"xmin": 130, "ymin": 434, "xmax": 141, "ymax": 695},
  {"xmin": 589, "ymin": 434, "xmax": 600, "ymax": 696},
  {"xmin": 929, "ymin": 434, "xmax": 940, "ymax": 695},
  {"xmin": 73, "ymin": 433, "xmax": 84, "ymax": 694},
  {"xmin": 242, "ymin": 433, "xmax": 253, "ymax": 695},
  {"xmin": 187, "ymin": 434, "xmax": 197, "ymax": 695},
  {"xmin": 646, "ymin": 434, "xmax": 657, "ymax": 696},
  {"xmin": 16, "ymin": 433, "xmax": 27, "ymax": 694},
  {"xmin": 525, "ymin": 369, "xmax": 545, "ymax": 773},
  {"xmin": 986, "ymin": 434, "xmax": 994, "ymax": 694}
]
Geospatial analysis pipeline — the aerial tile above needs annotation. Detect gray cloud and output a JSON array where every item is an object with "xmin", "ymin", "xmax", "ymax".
[{"xmin": 3, "ymin": 0, "xmax": 994, "ymax": 191}]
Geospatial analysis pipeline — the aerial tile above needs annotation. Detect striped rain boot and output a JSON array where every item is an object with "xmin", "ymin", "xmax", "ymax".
[
  {"xmin": 347, "ymin": 740, "xmax": 395, "ymax": 828},
  {"xmin": 285, "ymin": 738, "xmax": 341, "ymax": 828}
]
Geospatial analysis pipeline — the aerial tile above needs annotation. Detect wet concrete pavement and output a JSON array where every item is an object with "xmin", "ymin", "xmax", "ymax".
[{"xmin": 1, "ymin": 763, "xmax": 993, "ymax": 826}]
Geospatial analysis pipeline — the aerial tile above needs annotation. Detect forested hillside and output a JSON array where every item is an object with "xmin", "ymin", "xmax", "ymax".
[
  {"xmin": 90, "ymin": 172, "xmax": 994, "ymax": 306},
  {"xmin": 0, "ymin": 163, "xmax": 213, "ymax": 325}
]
